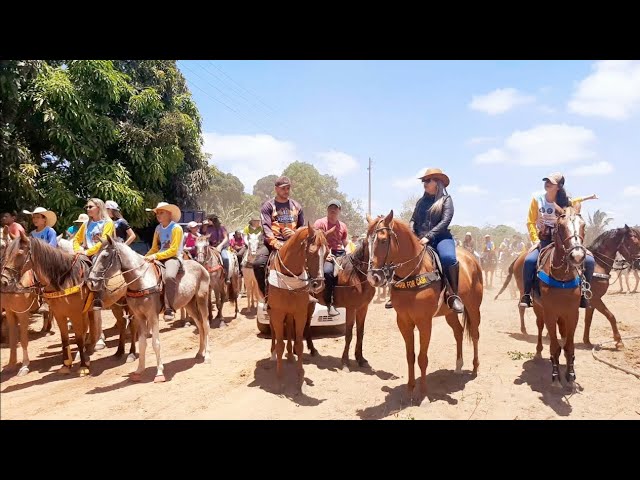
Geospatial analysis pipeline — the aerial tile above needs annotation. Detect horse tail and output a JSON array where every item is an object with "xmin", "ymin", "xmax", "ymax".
[
  {"xmin": 462, "ymin": 306, "xmax": 472, "ymax": 343},
  {"xmin": 494, "ymin": 257, "xmax": 517, "ymax": 300}
]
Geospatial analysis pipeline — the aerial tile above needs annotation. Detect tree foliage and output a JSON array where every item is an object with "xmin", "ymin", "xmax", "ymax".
[
  {"xmin": 585, "ymin": 209, "xmax": 614, "ymax": 246},
  {"xmin": 0, "ymin": 60, "xmax": 209, "ymax": 230}
]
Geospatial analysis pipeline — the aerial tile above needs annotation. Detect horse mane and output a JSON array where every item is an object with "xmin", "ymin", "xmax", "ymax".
[
  {"xmin": 30, "ymin": 237, "xmax": 81, "ymax": 290},
  {"xmin": 340, "ymin": 241, "xmax": 367, "ymax": 284},
  {"xmin": 587, "ymin": 228, "xmax": 623, "ymax": 253}
]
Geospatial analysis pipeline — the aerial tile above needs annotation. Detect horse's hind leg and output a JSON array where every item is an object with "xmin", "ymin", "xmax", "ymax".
[
  {"xmin": 73, "ymin": 314, "xmax": 91, "ymax": 377},
  {"xmin": 590, "ymin": 297, "xmax": 623, "ymax": 348},
  {"xmin": 151, "ymin": 314, "xmax": 165, "ymax": 383},
  {"xmin": 416, "ymin": 319, "xmax": 433, "ymax": 399},
  {"xmin": 445, "ymin": 312, "xmax": 464, "ymax": 373},
  {"xmin": 131, "ymin": 314, "xmax": 149, "ymax": 382},
  {"xmin": 55, "ymin": 312, "xmax": 73, "ymax": 374},
  {"xmin": 341, "ymin": 308, "xmax": 356, "ymax": 370},
  {"xmin": 127, "ymin": 313, "xmax": 138, "ymax": 363},
  {"xmin": 113, "ymin": 306, "xmax": 126, "ymax": 359}
]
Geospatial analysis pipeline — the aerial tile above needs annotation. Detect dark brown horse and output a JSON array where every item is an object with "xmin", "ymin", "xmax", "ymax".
[
  {"xmin": 310, "ymin": 240, "xmax": 376, "ymax": 370},
  {"xmin": 366, "ymin": 212, "xmax": 483, "ymax": 400},
  {"xmin": 267, "ymin": 224, "xmax": 327, "ymax": 391}
]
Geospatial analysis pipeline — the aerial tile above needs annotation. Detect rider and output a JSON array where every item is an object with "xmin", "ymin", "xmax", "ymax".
[
  {"xmin": 24, "ymin": 207, "xmax": 58, "ymax": 247},
  {"xmin": 66, "ymin": 213, "xmax": 89, "ymax": 240},
  {"xmin": 519, "ymin": 172, "xmax": 598, "ymax": 309},
  {"xmin": 202, "ymin": 214, "xmax": 231, "ymax": 284},
  {"xmin": 230, "ymin": 230, "xmax": 247, "ymax": 267},
  {"xmin": 144, "ymin": 202, "xmax": 184, "ymax": 321},
  {"xmin": 462, "ymin": 232, "xmax": 475, "ymax": 254},
  {"xmin": 252, "ymin": 176, "xmax": 307, "ymax": 303},
  {"xmin": 242, "ymin": 218, "xmax": 263, "ymax": 243},
  {"xmin": 314, "ymin": 199, "xmax": 349, "ymax": 316},
  {"xmin": 482, "ymin": 234, "xmax": 495, "ymax": 259},
  {"xmin": 105, "ymin": 200, "xmax": 136, "ymax": 245},
  {"xmin": 182, "ymin": 221, "xmax": 201, "ymax": 258},
  {"xmin": 403, "ymin": 167, "xmax": 464, "ymax": 314},
  {"xmin": 1, "ymin": 211, "xmax": 26, "ymax": 240},
  {"xmin": 73, "ymin": 198, "xmax": 115, "ymax": 311}
]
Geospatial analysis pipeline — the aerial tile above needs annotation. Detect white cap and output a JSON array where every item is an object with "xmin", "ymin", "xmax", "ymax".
[
  {"xmin": 187, "ymin": 221, "xmax": 201, "ymax": 228},
  {"xmin": 105, "ymin": 200, "xmax": 120, "ymax": 211}
]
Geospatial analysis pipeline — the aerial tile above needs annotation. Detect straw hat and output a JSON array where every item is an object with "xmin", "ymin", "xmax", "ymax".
[
  {"xmin": 73, "ymin": 213, "xmax": 89, "ymax": 224},
  {"xmin": 417, "ymin": 168, "xmax": 450, "ymax": 187},
  {"xmin": 23, "ymin": 207, "xmax": 57, "ymax": 227},
  {"xmin": 146, "ymin": 202, "xmax": 181, "ymax": 223}
]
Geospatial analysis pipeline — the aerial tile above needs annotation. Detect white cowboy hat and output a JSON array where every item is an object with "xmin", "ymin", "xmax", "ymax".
[
  {"xmin": 23, "ymin": 207, "xmax": 57, "ymax": 227},
  {"xmin": 465, "ymin": 232, "xmax": 472, "ymax": 236},
  {"xmin": 146, "ymin": 202, "xmax": 181, "ymax": 223},
  {"xmin": 73, "ymin": 213, "xmax": 89, "ymax": 223}
]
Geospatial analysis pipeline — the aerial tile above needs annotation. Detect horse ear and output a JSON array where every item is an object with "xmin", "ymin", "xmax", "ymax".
[
  {"xmin": 624, "ymin": 224, "xmax": 630, "ymax": 232},
  {"xmin": 366, "ymin": 214, "xmax": 373, "ymax": 224},
  {"xmin": 19, "ymin": 229, "xmax": 28, "ymax": 243},
  {"xmin": 106, "ymin": 234, "xmax": 115, "ymax": 246},
  {"xmin": 383, "ymin": 210, "xmax": 394, "ymax": 225},
  {"xmin": 57, "ymin": 234, "xmax": 63, "ymax": 242},
  {"xmin": 307, "ymin": 221, "xmax": 315, "ymax": 237}
]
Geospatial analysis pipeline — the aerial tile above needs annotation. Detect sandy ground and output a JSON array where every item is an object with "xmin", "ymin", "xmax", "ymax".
[{"xmin": 1, "ymin": 285, "xmax": 639, "ymax": 420}]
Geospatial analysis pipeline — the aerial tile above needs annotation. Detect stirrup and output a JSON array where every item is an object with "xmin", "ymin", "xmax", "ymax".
[
  {"xmin": 163, "ymin": 308, "xmax": 175, "ymax": 320},
  {"xmin": 519, "ymin": 294, "xmax": 532, "ymax": 308},
  {"xmin": 447, "ymin": 295, "xmax": 464, "ymax": 313},
  {"xmin": 385, "ymin": 299, "xmax": 393, "ymax": 309}
]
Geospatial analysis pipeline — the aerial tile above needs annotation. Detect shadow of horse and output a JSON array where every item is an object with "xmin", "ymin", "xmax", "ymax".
[
  {"xmin": 247, "ymin": 358, "xmax": 326, "ymax": 407},
  {"xmin": 303, "ymin": 353, "xmax": 399, "ymax": 381},
  {"xmin": 356, "ymin": 369, "xmax": 476, "ymax": 420},
  {"xmin": 513, "ymin": 359, "xmax": 582, "ymax": 417}
]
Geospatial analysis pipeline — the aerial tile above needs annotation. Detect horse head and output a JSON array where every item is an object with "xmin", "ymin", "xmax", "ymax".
[
  {"xmin": 365, "ymin": 211, "xmax": 396, "ymax": 287},
  {"xmin": 87, "ymin": 234, "xmax": 122, "ymax": 292},
  {"xmin": 195, "ymin": 234, "xmax": 211, "ymax": 264},
  {"xmin": 555, "ymin": 205, "xmax": 587, "ymax": 267},
  {"xmin": 247, "ymin": 233, "xmax": 262, "ymax": 258},
  {"xmin": 276, "ymin": 224, "xmax": 328, "ymax": 294},
  {"xmin": 0, "ymin": 231, "xmax": 31, "ymax": 291}
]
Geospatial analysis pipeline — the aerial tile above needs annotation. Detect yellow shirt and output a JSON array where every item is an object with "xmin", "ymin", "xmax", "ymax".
[
  {"xmin": 526, "ymin": 195, "xmax": 588, "ymax": 243},
  {"xmin": 72, "ymin": 219, "xmax": 115, "ymax": 257},
  {"xmin": 345, "ymin": 240, "xmax": 357, "ymax": 254},
  {"xmin": 146, "ymin": 223, "xmax": 184, "ymax": 261}
]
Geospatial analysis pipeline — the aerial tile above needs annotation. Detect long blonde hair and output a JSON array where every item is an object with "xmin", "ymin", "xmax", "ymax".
[
  {"xmin": 87, "ymin": 198, "xmax": 111, "ymax": 222},
  {"xmin": 428, "ymin": 180, "xmax": 448, "ymax": 217}
]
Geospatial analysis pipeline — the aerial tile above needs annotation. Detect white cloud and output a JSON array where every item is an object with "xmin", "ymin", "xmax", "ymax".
[
  {"xmin": 392, "ymin": 169, "xmax": 425, "ymax": 189},
  {"xmin": 469, "ymin": 88, "xmax": 535, "ymax": 115},
  {"xmin": 501, "ymin": 198, "xmax": 521, "ymax": 205},
  {"xmin": 315, "ymin": 150, "xmax": 359, "ymax": 177},
  {"xmin": 623, "ymin": 185, "xmax": 640, "ymax": 197},
  {"xmin": 538, "ymin": 105, "xmax": 557, "ymax": 114},
  {"xmin": 568, "ymin": 60, "xmax": 640, "ymax": 120},
  {"xmin": 458, "ymin": 185, "xmax": 488, "ymax": 195},
  {"xmin": 473, "ymin": 124, "xmax": 597, "ymax": 167},
  {"xmin": 203, "ymin": 133, "xmax": 297, "ymax": 192},
  {"xmin": 467, "ymin": 136, "xmax": 498, "ymax": 145},
  {"xmin": 569, "ymin": 161, "xmax": 614, "ymax": 176}
]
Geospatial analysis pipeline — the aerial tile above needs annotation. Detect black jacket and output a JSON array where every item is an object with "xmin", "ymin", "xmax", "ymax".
[{"xmin": 410, "ymin": 194, "xmax": 454, "ymax": 242}]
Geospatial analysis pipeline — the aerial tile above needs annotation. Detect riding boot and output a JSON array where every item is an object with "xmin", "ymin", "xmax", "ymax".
[{"xmin": 446, "ymin": 262, "xmax": 464, "ymax": 314}]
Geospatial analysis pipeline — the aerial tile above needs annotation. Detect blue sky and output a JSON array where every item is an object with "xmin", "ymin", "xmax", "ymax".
[{"xmin": 177, "ymin": 60, "xmax": 640, "ymax": 232}]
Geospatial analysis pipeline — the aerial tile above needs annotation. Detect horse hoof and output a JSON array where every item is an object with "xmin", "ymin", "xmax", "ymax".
[
  {"xmin": 270, "ymin": 352, "xmax": 276, "ymax": 362},
  {"xmin": 358, "ymin": 359, "xmax": 370, "ymax": 369},
  {"xmin": 17, "ymin": 366, "xmax": 30, "ymax": 377},
  {"xmin": 521, "ymin": 329, "xmax": 528, "ymax": 335},
  {"xmin": 154, "ymin": 375, "xmax": 166, "ymax": 383},
  {"xmin": 130, "ymin": 372, "xmax": 142, "ymax": 382},
  {"xmin": 552, "ymin": 379, "xmax": 562, "ymax": 388},
  {"xmin": 79, "ymin": 367, "xmax": 90, "ymax": 377},
  {"xmin": 58, "ymin": 366, "xmax": 71, "ymax": 375},
  {"xmin": 615, "ymin": 341, "xmax": 624, "ymax": 349},
  {"xmin": 126, "ymin": 354, "xmax": 136, "ymax": 363},
  {"xmin": 309, "ymin": 348, "xmax": 319, "ymax": 357},
  {"xmin": 534, "ymin": 352, "xmax": 543, "ymax": 360},
  {"xmin": 183, "ymin": 322, "xmax": 191, "ymax": 328},
  {"xmin": 455, "ymin": 358, "xmax": 464, "ymax": 372},
  {"xmin": 95, "ymin": 339, "xmax": 106, "ymax": 351},
  {"xmin": 342, "ymin": 363, "xmax": 350, "ymax": 372},
  {"xmin": 204, "ymin": 356, "xmax": 212, "ymax": 365}
]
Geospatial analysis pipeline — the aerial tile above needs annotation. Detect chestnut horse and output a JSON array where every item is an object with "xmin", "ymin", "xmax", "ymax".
[
  {"xmin": 266, "ymin": 224, "xmax": 327, "ymax": 391},
  {"xmin": 366, "ymin": 212, "xmax": 483, "ymax": 399}
]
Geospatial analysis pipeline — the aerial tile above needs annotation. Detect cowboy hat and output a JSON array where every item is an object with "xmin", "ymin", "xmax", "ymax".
[
  {"xmin": 465, "ymin": 231, "xmax": 472, "ymax": 236},
  {"xmin": 146, "ymin": 202, "xmax": 181, "ymax": 223},
  {"xmin": 73, "ymin": 213, "xmax": 89, "ymax": 224},
  {"xmin": 417, "ymin": 168, "xmax": 450, "ymax": 187},
  {"xmin": 23, "ymin": 207, "xmax": 57, "ymax": 227}
]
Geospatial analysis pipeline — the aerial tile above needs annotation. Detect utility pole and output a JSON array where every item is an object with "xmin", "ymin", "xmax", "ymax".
[{"xmin": 367, "ymin": 157, "xmax": 372, "ymax": 216}]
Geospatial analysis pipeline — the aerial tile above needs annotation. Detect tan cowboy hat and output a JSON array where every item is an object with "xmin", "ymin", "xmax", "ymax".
[
  {"xmin": 417, "ymin": 168, "xmax": 450, "ymax": 187},
  {"xmin": 146, "ymin": 202, "xmax": 181, "ymax": 223},
  {"xmin": 23, "ymin": 207, "xmax": 57, "ymax": 227}
]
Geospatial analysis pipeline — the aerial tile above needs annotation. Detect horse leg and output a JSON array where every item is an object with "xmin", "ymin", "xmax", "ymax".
[
  {"xmin": 535, "ymin": 310, "xmax": 545, "ymax": 359},
  {"xmin": 17, "ymin": 311, "xmax": 31, "ymax": 376},
  {"xmin": 270, "ymin": 311, "xmax": 286, "ymax": 386},
  {"xmin": 355, "ymin": 305, "xmax": 371, "ymax": 368},
  {"xmin": 416, "ymin": 319, "xmax": 433, "ymax": 399},
  {"xmin": 397, "ymin": 316, "xmax": 416, "ymax": 398},
  {"xmin": 590, "ymin": 297, "xmax": 623, "ymax": 348},
  {"xmin": 55, "ymin": 313, "xmax": 73, "ymax": 375},
  {"xmin": 445, "ymin": 312, "xmax": 463, "ymax": 373},
  {"xmin": 131, "ymin": 314, "xmax": 148, "ymax": 382},
  {"xmin": 113, "ymin": 306, "xmax": 126, "ymax": 359},
  {"xmin": 341, "ymin": 308, "xmax": 356, "ymax": 370},
  {"xmin": 304, "ymin": 302, "xmax": 317, "ymax": 356},
  {"xmin": 518, "ymin": 303, "xmax": 527, "ymax": 335},
  {"xmin": 41, "ymin": 308, "xmax": 53, "ymax": 334},
  {"xmin": 285, "ymin": 314, "xmax": 294, "ymax": 362},
  {"xmin": 545, "ymin": 313, "xmax": 562, "ymax": 388},
  {"xmin": 468, "ymin": 305, "xmax": 481, "ymax": 374},
  {"xmin": 294, "ymin": 312, "xmax": 306, "ymax": 392},
  {"xmin": 564, "ymin": 311, "xmax": 578, "ymax": 387},
  {"xmin": 127, "ymin": 313, "xmax": 138, "ymax": 363},
  {"xmin": 4, "ymin": 310, "xmax": 18, "ymax": 371},
  {"xmin": 151, "ymin": 313, "xmax": 165, "ymax": 383},
  {"xmin": 91, "ymin": 310, "xmax": 105, "ymax": 351},
  {"xmin": 73, "ymin": 314, "xmax": 91, "ymax": 377}
]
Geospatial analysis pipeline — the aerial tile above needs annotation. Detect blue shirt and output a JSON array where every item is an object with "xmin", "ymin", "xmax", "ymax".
[
  {"xmin": 86, "ymin": 220, "xmax": 107, "ymax": 249},
  {"xmin": 31, "ymin": 226, "xmax": 58, "ymax": 247},
  {"xmin": 156, "ymin": 221, "xmax": 184, "ymax": 255}
]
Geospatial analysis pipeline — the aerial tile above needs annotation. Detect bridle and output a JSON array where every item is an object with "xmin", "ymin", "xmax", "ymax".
[
  {"xmin": 88, "ymin": 245, "xmax": 153, "ymax": 293},
  {"xmin": 551, "ymin": 211, "xmax": 587, "ymax": 270},
  {"xmin": 271, "ymin": 233, "xmax": 326, "ymax": 291}
]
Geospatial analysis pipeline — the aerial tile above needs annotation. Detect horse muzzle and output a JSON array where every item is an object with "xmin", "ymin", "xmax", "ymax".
[
  {"xmin": 568, "ymin": 246, "xmax": 586, "ymax": 266},
  {"xmin": 86, "ymin": 277, "xmax": 104, "ymax": 292},
  {"xmin": 367, "ymin": 271, "xmax": 386, "ymax": 287},
  {"xmin": 309, "ymin": 279, "xmax": 325, "ymax": 294}
]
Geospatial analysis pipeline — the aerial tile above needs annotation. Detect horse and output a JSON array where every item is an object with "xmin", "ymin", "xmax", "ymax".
[
  {"xmin": 226, "ymin": 247, "xmax": 241, "ymax": 319},
  {"xmin": 310, "ymin": 239, "xmax": 376, "ymax": 370},
  {"xmin": 366, "ymin": 212, "xmax": 483, "ymax": 399},
  {"xmin": 266, "ymin": 224, "xmax": 327, "ymax": 391},
  {"xmin": 2, "ymin": 232, "xmax": 121, "ymax": 376},
  {"xmin": 480, "ymin": 249, "xmax": 497, "ymax": 287},
  {"xmin": 194, "ymin": 235, "xmax": 225, "ymax": 324},
  {"xmin": 496, "ymin": 224, "xmax": 640, "ymax": 345},
  {"xmin": 615, "ymin": 257, "xmax": 639, "ymax": 293},
  {"xmin": 241, "ymin": 233, "xmax": 263, "ymax": 310},
  {"xmin": 87, "ymin": 235, "xmax": 211, "ymax": 382}
]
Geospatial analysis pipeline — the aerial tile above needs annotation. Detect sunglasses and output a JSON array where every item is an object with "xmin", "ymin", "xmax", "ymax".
[
  {"xmin": 422, "ymin": 178, "xmax": 435, "ymax": 184},
  {"xmin": 85, "ymin": 205, "xmax": 96, "ymax": 210}
]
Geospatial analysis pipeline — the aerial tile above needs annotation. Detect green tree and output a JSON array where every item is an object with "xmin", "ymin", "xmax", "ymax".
[
  {"xmin": 585, "ymin": 209, "xmax": 614, "ymax": 246},
  {"xmin": 0, "ymin": 60, "xmax": 209, "ymax": 229},
  {"xmin": 252, "ymin": 174, "xmax": 278, "ymax": 202},
  {"xmin": 399, "ymin": 194, "xmax": 420, "ymax": 223}
]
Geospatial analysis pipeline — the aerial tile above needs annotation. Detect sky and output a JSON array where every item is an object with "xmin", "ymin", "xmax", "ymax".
[{"xmin": 177, "ymin": 60, "xmax": 640, "ymax": 232}]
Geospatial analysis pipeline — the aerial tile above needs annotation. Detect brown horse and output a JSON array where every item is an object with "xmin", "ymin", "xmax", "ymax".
[
  {"xmin": 496, "ymin": 224, "xmax": 640, "ymax": 346},
  {"xmin": 267, "ymin": 224, "xmax": 327, "ymax": 391},
  {"xmin": 310, "ymin": 240, "xmax": 376, "ymax": 370},
  {"xmin": 194, "ymin": 235, "xmax": 226, "ymax": 325},
  {"xmin": 366, "ymin": 212, "xmax": 483, "ymax": 399},
  {"xmin": 3, "ymin": 233, "xmax": 118, "ymax": 376}
]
